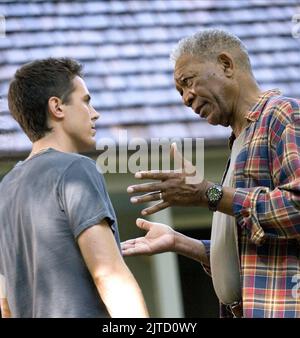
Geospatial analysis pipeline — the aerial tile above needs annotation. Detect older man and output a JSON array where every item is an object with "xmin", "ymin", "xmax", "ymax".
[{"xmin": 122, "ymin": 29, "xmax": 300, "ymax": 318}]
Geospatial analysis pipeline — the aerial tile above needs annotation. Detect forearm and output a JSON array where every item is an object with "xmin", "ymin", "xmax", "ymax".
[
  {"xmin": 95, "ymin": 264, "xmax": 149, "ymax": 318},
  {"xmin": 233, "ymin": 186, "xmax": 300, "ymax": 240},
  {"xmin": 0, "ymin": 298, "xmax": 11, "ymax": 318},
  {"xmin": 174, "ymin": 231, "xmax": 209, "ymax": 265},
  {"xmin": 202, "ymin": 181, "xmax": 234, "ymax": 216},
  {"xmin": 217, "ymin": 186, "xmax": 235, "ymax": 216},
  {"xmin": 216, "ymin": 183, "xmax": 300, "ymax": 242}
]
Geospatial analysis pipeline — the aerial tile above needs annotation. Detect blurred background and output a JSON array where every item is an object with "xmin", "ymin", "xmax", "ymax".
[{"xmin": 0, "ymin": 0, "xmax": 299, "ymax": 317}]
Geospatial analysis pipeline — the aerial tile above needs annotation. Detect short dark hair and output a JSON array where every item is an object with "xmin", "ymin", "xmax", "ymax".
[{"xmin": 8, "ymin": 57, "xmax": 83, "ymax": 142}]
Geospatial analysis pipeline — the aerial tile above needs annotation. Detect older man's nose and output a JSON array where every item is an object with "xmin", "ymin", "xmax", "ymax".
[{"xmin": 183, "ymin": 91, "xmax": 194, "ymax": 107}]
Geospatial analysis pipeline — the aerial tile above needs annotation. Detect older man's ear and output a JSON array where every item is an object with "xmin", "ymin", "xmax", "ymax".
[{"xmin": 217, "ymin": 52, "xmax": 235, "ymax": 78}]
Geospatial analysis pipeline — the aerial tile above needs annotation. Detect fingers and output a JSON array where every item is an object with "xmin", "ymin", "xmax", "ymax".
[
  {"xmin": 136, "ymin": 218, "xmax": 152, "ymax": 231},
  {"xmin": 121, "ymin": 240, "xmax": 133, "ymax": 251},
  {"xmin": 141, "ymin": 201, "xmax": 170, "ymax": 216},
  {"xmin": 133, "ymin": 170, "xmax": 182, "ymax": 181},
  {"xmin": 171, "ymin": 142, "xmax": 196, "ymax": 176},
  {"xmin": 127, "ymin": 182, "xmax": 165, "ymax": 194},
  {"xmin": 171, "ymin": 142, "xmax": 184, "ymax": 169},
  {"xmin": 122, "ymin": 248, "xmax": 137, "ymax": 257},
  {"xmin": 130, "ymin": 191, "xmax": 161, "ymax": 204},
  {"xmin": 121, "ymin": 238, "xmax": 137, "ymax": 250},
  {"xmin": 121, "ymin": 219, "xmax": 152, "ymax": 256},
  {"xmin": 121, "ymin": 237, "xmax": 141, "ymax": 249},
  {"xmin": 121, "ymin": 244, "xmax": 145, "ymax": 257},
  {"xmin": 120, "ymin": 219, "xmax": 151, "ymax": 250},
  {"xmin": 121, "ymin": 237, "xmax": 149, "ymax": 257}
]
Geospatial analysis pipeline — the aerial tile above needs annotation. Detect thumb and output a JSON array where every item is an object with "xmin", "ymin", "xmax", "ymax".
[
  {"xmin": 136, "ymin": 218, "xmax": 152, "ymax": 231},
  {"xmin": 171, "ymin": 142, "xmax": 184, "ymax": 170},
  {"xmin": 171, "ymin": 142, "xmax": 194, "ymax": 173},
  {"xmin": 171, "ymin": 142, "xmax": 181, "ymax": 160}
]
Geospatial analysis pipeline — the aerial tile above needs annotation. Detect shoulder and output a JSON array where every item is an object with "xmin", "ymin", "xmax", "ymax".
[
  {"xmin": 51, "ymin": 151, "xmax": 97, "ymax": 172},
  {"xmin": 51, "ymin": 151, "xmax": 94, "ymax": 165},
  {"xmin": 263, "ymin": 95, "xmax": 300, "ymax": 125},
  {"xmin": 59, "ymin": 153, "xmax": 103, "ymax": 183}
]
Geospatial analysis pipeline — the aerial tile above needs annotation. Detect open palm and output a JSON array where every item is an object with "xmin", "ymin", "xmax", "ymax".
[{"xmin": 121, "ymin": 218, "xmax": 175, "ymax": 256}]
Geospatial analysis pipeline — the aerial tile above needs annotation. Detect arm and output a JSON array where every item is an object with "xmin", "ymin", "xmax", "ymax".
[
  {"xmin": 231, "ymin": 122, "xmax": 300, "ymax": 243},
  {"xmin": 59, "ymin": 158, "xmax": 148, "ymax": 317},
  {"xmin": 0, "ymin": 298, "xmax": 11, "ymax": 318},
  {"xmin": 174, "ymin": 231, "xmax": 209, "ymax": 265},
  {"xmin": 0, "ymin": 275, "xmax": 11, "ymax": 318},
  {"xmin": 121, "ymin": 218, "xmax": 209, "ymax": 265},
  {"xmin": 128, "ymin": 120, "xmax": 300, "ymax": 244},
  {"xmin": 127, "ymin": 143, "xmax": 234, "ymax": 216},
  {"xmin": 78, "ymin": 220, "xmax": 149, "ymax": 318},
  {"xmin": 128, "ymin": 164, "xmax": 300, "ymax": 245}
]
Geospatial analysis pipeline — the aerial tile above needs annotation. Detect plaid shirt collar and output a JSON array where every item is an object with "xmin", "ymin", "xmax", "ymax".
[
  {"xmin": 245, "ymin": 89, "xmax": 282, "ymax": 122},
  {"xmin": 228, "ymin": 89, "xmax": 281, "ymax": 148}
]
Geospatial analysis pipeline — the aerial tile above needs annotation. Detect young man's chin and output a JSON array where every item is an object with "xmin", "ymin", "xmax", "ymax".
[
  {"xmin": 77, "ymin": 139, "xmax": 96, "ymax": 153},
  {"xmin": 87, "ymin": 140, "xmax": 97, "ymax": 152}
]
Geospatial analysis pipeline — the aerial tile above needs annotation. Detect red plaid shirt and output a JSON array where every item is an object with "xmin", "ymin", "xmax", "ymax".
[{"xmin": 204, "ymin": 90, "xmax": 300, "ymax": 317}]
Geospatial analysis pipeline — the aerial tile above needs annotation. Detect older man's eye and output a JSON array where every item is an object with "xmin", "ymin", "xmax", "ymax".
[{"xmin": 183, "ymin": 77, "xmax": 193, "ymax": 87}]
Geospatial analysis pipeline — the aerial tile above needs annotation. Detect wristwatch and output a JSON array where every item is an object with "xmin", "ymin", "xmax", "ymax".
[{"xmin": 205, "ymin": 184, "xmax": 223, "ymax": 212}]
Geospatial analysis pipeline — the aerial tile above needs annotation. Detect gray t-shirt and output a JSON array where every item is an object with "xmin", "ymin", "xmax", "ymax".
[{"xmin": 0, "ymin": 148, "xmax": 120, "ymax": 318}]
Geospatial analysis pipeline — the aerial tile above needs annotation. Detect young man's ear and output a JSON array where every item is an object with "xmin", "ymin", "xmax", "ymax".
[
  {"xmin": 48, "ymin": 97, "xmax": 64, "ymax": 119},
  {"xmin": 217, "ymin": 52, "xmax": 234, "ymax": 78}
]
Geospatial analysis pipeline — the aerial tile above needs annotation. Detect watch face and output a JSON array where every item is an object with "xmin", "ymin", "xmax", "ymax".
[
  {"xmin": 208, "ymin": 186, "xmax": 222, "ymax": 202},
  {"xmin": 206, "ymin": 185, "xmax": 223, "ymax": 211}
]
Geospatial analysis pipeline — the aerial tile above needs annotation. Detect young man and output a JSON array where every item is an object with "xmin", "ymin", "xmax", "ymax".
[{"xmin": 0, "ymin": 58, "xmax": 148, "ymax": 318}]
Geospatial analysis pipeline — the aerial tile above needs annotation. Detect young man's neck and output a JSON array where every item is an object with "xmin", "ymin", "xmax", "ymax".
[{"xmin": 30, "ymin": 134, "xmax": 78, "ymax": 158}]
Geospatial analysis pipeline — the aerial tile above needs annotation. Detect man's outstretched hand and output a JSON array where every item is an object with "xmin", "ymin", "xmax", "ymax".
[
  {"xmin": 127, "ymin": 143, "xmax": 210, "ymax": 215},
  {"xmin": 122, "ymin": 218, "xmax": 210, "ymax": 265},
  {"xmin": 121, "ymin": 218, "xmax": 176, "ymax": 257}
]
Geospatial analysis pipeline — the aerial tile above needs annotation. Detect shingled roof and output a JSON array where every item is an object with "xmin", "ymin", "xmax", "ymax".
[{"xmin": 0, "ymin": 0, "xmax": 299, "ymax": 156}]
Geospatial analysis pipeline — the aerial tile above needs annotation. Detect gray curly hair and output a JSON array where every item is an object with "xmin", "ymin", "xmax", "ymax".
[{"xmin": 170, "ymin": 28, "xmax": 252, "ymax": 71}]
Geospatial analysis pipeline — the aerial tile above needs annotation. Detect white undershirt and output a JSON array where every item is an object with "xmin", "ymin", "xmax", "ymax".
[{"xmin": 210, "ymin": 129, "xmax": 246, "ymax": 305}]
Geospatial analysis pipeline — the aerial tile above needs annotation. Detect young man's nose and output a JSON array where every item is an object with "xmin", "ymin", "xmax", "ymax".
[{"xmin": 91, "ymin": 106, "xmax": 100, "ymax": 120}]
